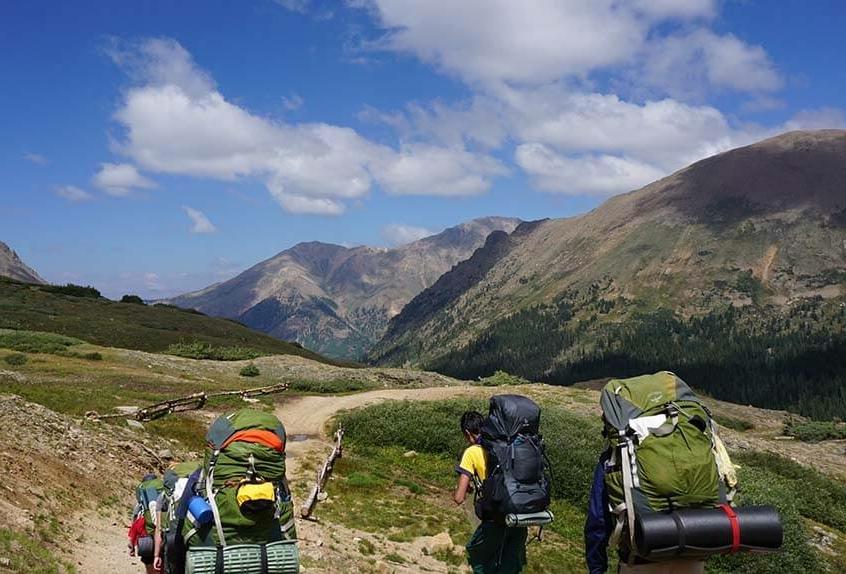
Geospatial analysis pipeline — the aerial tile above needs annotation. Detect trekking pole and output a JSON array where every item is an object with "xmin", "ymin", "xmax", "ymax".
[{"xmin": 300, "ymin": 426, "xmax": 344, "ymax": 521}]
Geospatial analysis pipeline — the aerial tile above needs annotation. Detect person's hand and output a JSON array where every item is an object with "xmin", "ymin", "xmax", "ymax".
[{"xmin": 153, "ymin": 556, "xmax": 163, "ymax": 571}]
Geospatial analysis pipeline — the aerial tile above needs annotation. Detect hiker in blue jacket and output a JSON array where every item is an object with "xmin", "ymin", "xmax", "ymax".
[
  {"xmin": 585, "ymin": 451, "xmax": 705, "ymax": 573},
  {"xmin": 585, "ymin": 450, "xmax": 614, "ymax": 574}
]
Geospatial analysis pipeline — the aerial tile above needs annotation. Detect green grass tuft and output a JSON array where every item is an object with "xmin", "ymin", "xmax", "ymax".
[
  {"xmin": 784, "ymin": 419, "xmax": 846, "ymax": 442},
  {"xmin": 166, "ymin": 341, "xmax": 263, "ymax": 361},
  {"xmin": 3, "ymin": 352, "xmax": 28, "ymax": 365},
  {"xmin": 239, "ymin": 363, "xmax": 261, "ymax": 377}
]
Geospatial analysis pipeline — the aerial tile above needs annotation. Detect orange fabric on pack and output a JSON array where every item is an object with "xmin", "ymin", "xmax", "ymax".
[{"xmin": 221, "ymin": 429, "xmax": 285, "ymax": 452}]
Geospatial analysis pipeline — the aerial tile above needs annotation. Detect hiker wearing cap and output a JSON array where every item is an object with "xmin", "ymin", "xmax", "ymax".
[{"xmin": 453, "ymin": 410, "xmax": 528, "ymax": 574}]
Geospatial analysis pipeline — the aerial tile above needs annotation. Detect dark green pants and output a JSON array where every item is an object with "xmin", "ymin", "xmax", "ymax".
[{"xmin": 466, "ymin": 522, "xmax": 528, "ymax": 574}]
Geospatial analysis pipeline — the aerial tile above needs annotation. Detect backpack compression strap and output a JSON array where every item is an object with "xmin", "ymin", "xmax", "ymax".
[
  {"xmin": 207, "ymin": 450, "xmax": 227, "ymax": 547},
  {"xmin": 618, "ymin": 434, "xmax": 639, "ymax": 566},
  {"xmin": 719, "ymin": 504, "xmax": 741, "ymax": 553}
]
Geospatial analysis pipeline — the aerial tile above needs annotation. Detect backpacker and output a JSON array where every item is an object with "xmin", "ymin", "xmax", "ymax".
[
  {"xmin": 133, "ymin": 474, "xmax": 165, "ymax": 562},
  {"xmin": 173, "ymin": 409, "xmax": 299, "ymax": 574},
  {"xmin": 477, "ymin": 395, "xmax": 551, "ymax": 524},
  {"xmin": 600, "ymin": 371, "xmax": 740, "ymax": 562}
]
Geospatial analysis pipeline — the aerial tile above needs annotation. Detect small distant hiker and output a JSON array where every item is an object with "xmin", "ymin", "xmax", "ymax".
[
  {"xmin": 129, "ymin": 473, "xmax": 164, "ymax": 574},
  {"xmin": 454, "ymin": 397, "xmax": 553, "ymax": 574},
  {"xmin": 585, "ymin": 372, "xmax": 781, "ymax": 574}
]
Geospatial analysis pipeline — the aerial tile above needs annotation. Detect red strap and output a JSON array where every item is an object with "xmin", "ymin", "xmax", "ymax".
[{"xmin": 719, "ymin": 503, "xmax": 741, "ymax": 553}]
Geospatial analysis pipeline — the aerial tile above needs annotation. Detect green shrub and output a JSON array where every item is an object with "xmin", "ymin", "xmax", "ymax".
[
  {"xmin": 716, "ymin": 415, "xmax": 755, "ymax": 432},
  {"xmin": 166, "ymin": 341, "xmax": 262, "ymax": 361},
  {"xmin": 81, "ymin": 351, "xmax": 103, "ymax": 361},
  {"xmin": 784, "ymin": 419, "xmax": 846, "ymax": 442},
  {"xmin": 3, "ymin": 353, "xmax": 27, "ymax": 366},
  {"xmin": 43, "ymin": 283, "xmax": 101, "ymax": 298},
  {"xmin": 239, "ymin": 363, "xmax": 260, "ymax": 377},
  {"xmin": 289, "ymin": 379, "xmax": 372, "ymax": 393},
  {"xmin": 475, "ymin": 370, "xmax": 530, "ymax": 386},
  {"xmin": 120, "ymin": 294, "xmax": 145, "ymax": 305},
  {"xmin": 0, "ymin": 330, "xmax": 83, "ymax": 354}
]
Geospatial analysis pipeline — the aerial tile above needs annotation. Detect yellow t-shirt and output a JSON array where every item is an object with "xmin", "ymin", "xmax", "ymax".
[{"xmin": 457, "ymin": 444, "xmax": 487, "ymax": 484}]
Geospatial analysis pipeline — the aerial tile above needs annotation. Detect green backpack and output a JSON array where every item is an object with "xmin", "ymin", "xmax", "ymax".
[
  {"xmin": 185, "ymin": 409, "xmax": 296, "ymax": 548},
  {"xmin": 600, "ymin": 372, "xmax": 736, "ymax": 560},
  {"xmin": 135, "ymin": 475, "xmax": 165, "ymax": 530}
]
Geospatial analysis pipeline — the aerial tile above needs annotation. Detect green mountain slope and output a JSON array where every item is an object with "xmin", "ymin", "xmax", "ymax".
[
  {"xmin": 370, "ymin": 130, "xmax": 846, "ymax": 418},
  {"xmin": 0, "ymin": 277, "xmax": 342, "ymax": 364}
]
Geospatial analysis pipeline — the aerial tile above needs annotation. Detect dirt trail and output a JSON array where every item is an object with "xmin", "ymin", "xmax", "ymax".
[{"xmin": 67, "ymin": 386, "xmax": 477, "ymax": 574}]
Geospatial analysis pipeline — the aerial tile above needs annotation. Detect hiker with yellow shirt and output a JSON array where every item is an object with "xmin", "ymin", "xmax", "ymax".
[{"xmin": 454, "ymin": 410, "xmax": 528, "ymax": 574}]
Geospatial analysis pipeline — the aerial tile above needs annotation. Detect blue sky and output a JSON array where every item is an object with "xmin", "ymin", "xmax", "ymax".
[{"xmin": 1, "ymin": 0, "xmax": 844, "ymax": 298}]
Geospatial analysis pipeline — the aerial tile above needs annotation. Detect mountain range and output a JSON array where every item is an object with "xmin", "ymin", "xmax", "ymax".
[
  {"xmin": 0, "ymin": 241, "xmax": 43, "ymax": 284},
  {"xmin": 167, "ymin": 217, "xmax": 520, "ymax": 358},
  {"xmin": 370, "ymin": 130, "xmax": 846, "ymax": 418}
]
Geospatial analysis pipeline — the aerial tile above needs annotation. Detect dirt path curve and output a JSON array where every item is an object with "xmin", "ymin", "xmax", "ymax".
[
  {"xmin": 277, "ymin": 386, "xmax": 477, "ymax": 442},
  {"xmin": 69, "ymin": 386, "xmax": 478, "ymax": 574}
]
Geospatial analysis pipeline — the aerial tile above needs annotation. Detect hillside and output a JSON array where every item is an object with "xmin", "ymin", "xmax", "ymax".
[
  {"xmin": 0, "ymin": 241, "xmax": 43, "ymax": 283},
  {"xmin": 167, "ymin": 217, "xmax": 519, "ymax": 359},
  {"xmin": 1, "ymin": 334, "xmax": 844, "ymax": 573},
  {"xmin": 0, "ymin": 277, "xmax": 341, "ymax": 364},
  {"xmin": 371, "ymin": 130, "xmax": 846, "ymax": 418}
]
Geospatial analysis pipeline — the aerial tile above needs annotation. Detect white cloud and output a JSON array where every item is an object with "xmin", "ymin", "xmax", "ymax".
[
  {"xmin": 104, "ymin": 38, "xmax": 502, "ymax": 215},
  {"xmin": 372, "ymin": 144, "xmax": 507, "ymax": 196},
  {"xmin": 782, "ymin": 107, "xmax": 846, "ymax": 131},
  {"xmin": 630, "ymin": 0, "xmax": 715, "ymax": 20},
  {"xmin": 54, "ymin": 185, "xmax": 94, "ymax": 202},
  {"xmin": 275, "ymin": 0, "xmax": 309, "ymax": 13},
  {"xmin": 381, "ymin": 223, "xmax": 434, "ymax": 246},
  {"xmin": 515, "ymin": 144, "xmax": 665, "ymax": 196},
  {"xmin": 182, "ymin": 206, "xmax": 217, "ymax": 234},
  {"xmin": 93, "ymin": 163, "xmax": 156, "ymax": 196},
  {"xmin": 24, "ymin": 152, "xmax": 48, "ymax": 165},
  {"xmin": 282, "ymin": 92, "xmax": 304, "ymax": 111},
  {"xmin": 642, "ymin": 31, "xmax": 782, "ymax": 99},
  {"xmin": 362, "ymin": 0, "xmax": 646, "ymax": 85}
]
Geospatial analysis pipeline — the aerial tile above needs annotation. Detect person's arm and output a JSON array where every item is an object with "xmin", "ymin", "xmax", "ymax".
[
  {"xmin": 454, "ymin": 473, "xmax": 472, "ymax": 505},
  {"xmin": 153, "ymin": 511, "xmax": 163, "ymax": 571},
  {"xmin": 585, "ymin": 453, "xmax": 611, "ymax": 574}
]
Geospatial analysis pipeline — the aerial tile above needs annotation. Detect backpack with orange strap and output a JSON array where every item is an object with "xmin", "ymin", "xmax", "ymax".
[{"xmin": 172, "ymin": 409, "xmax": 299, "ymax": 574}]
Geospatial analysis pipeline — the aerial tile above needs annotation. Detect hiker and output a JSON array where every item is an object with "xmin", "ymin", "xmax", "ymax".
[
  {"xmin": 453, "ymin": 410, "xmax": 529, "ymax": 574},
  {"xmin": 129, "ymin": 473, "xmax": 163, "ymax": 574},
  {"xmin": 585, "ymin": 372, "xmax": 773, "ymax": 574}
]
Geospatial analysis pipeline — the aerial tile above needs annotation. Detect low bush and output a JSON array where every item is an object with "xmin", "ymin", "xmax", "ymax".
[
  {"xmin": 784, "ymin": 419, "xmax": 846, "ymax": 442},
  {"xmin": 3, "ymin": 353, "xmax": 27, "ymax": 366},
  {"xmin": 0, "ymin": 330, "xmax": 83, "ymax": 354},
  {"xmin": 120, "ymin": 294, "xmax": 145, "ymax": 305},
  {"xmin": 474, "ymin": 370, "xmax": 530, "ymax": 386},
  {"xmin": 289, "ymin": 379, "xmax": 373, "ymax": 393},
  {"xmin": 43, "ymin": 283, "xmax": 101, "ymax": 298},
  {"xmin": 716, "ymin": 414, "xmax": 755, "ymax": 432},
  {"xmin": 166, "ymin": 341, "xmax": 262, "ymax": 361},
  {"xmin": 239, "ymin": 363, "xmax": 260, "ymax": 377}
]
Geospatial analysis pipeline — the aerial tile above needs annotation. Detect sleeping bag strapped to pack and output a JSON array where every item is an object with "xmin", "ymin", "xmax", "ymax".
[
  {"xmin": 134, "ymin": 475, "xmax": 165, "ymax": 562},
  {"xmin": 178, "ymin": 409, "xmax": 299, "ymax": 574},
  {"xmin": 600, "ymin": 371, "xmax": 781, "ymax": 562},
  {"xmin": 477, "ymin": 395, "xmax": 551, "ymax": 524}
]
